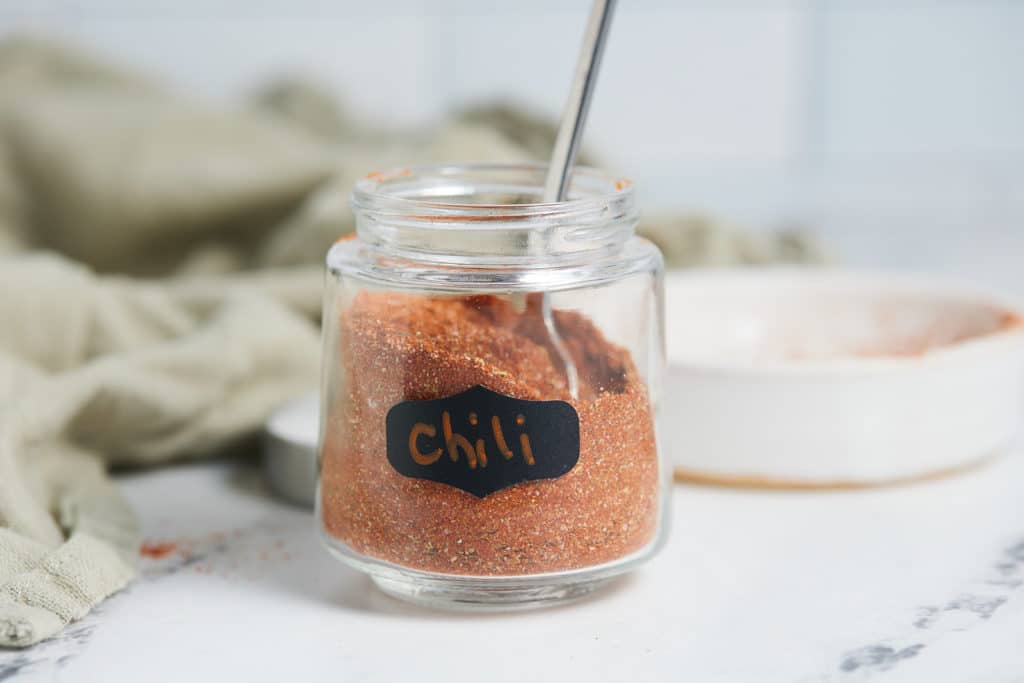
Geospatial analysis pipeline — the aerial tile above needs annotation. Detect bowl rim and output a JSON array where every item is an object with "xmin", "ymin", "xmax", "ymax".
[{"xmin": 664, "ymin": 267, "xmax": 1024, "ymax": 376}]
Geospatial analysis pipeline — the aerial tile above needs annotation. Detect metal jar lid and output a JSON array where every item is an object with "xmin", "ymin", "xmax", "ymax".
[{"xmin": 262, "ymin": 392, "xmax": 318, "ymax": 507}]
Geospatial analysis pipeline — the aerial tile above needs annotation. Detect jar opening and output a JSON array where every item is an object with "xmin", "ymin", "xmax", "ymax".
[{"xmin": 350, "ymin": 163, "xmax": 638, "ymax": 262}]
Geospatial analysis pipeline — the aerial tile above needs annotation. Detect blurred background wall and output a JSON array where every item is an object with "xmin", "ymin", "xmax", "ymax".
[{"xmin": 3, "ymin": 0, "xmax": 1022, "ymax": 273}]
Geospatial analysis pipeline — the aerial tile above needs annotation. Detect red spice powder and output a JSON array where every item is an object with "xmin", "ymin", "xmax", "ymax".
[
  {"xmin": 139, "ymin": 541, "xmax": 178, "ymax": 559},
  {"xmin": 319, "ymin": 291, "xmax": 660, "ymax": 576}
]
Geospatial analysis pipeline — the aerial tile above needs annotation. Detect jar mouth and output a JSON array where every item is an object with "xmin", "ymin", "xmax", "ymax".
[
  {"xmin": 352, "ymin": 163, "xmax": 634, "ymax": 215},
  {"xmin": 350, "ymin": 163, "xmax": 638, "ymax": 262}
]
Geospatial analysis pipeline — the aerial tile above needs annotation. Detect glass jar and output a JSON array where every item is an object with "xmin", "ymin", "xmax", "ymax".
[{"xmin": 317, "ymin": 163, "xmax": 668, "ymax": 608}]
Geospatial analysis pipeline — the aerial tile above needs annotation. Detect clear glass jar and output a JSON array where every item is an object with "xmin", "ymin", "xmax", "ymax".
[{"xmin": 317, "ymin": 164, "xmax": 668, "ymax": 609}]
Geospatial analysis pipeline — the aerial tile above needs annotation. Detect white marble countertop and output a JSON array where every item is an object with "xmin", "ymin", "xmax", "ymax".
[{"xmin": 2, "ymin": 447, "xmax": 1022, "ymax": 682}]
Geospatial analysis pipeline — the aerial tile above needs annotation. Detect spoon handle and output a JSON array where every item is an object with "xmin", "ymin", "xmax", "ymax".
[
  {"xmin": 538, "ymin": 0, "xmax": 617, "ymax": 400},
  {"xmin": 543, "ymin": 0, "xmax": 617, "ymax": 202}
]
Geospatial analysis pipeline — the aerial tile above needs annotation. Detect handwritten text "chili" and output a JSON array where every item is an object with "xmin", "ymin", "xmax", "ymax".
[{"xmin": 408, "ymin": 411, "xmax": 534, "ymax": 469}]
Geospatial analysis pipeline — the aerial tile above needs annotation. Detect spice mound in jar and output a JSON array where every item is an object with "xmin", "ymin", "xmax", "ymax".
[{"xmin": 320, "ymin": 291, "xmax": 659, "ymax": 576}]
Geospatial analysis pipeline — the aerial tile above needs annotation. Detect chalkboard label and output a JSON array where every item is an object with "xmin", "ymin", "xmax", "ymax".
[{"xmin": 385, "ymin": 385, "xmax": 580, "ymax": 498}]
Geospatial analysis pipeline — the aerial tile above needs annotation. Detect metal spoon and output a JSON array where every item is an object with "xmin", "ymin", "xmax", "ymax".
[{"xmin": 540, "ymin": 0, "xmax": 617, "ymax": 399}]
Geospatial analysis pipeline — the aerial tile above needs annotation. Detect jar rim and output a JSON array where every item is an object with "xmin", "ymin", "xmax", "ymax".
[
  {"xmin": 348, "ymin": 163, "xmax": 638, "ymax": 263},
  {"xmin": 351, "ymin": 163, "xmax": 635, "ymax": 225}
]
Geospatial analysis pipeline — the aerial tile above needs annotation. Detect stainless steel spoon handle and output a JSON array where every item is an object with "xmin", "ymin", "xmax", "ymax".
[
  {"xmin": 539, "ymin": 0, "xmax": 617, "ymax": 400},
  {"xmin": 543, "ymin": 0, "xmax": 617, "ymax": 203}
]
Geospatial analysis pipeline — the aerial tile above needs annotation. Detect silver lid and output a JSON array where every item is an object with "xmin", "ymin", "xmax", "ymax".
[{"xmin": 262, "ymin": 392, "xmax": 318, "ymax": 508}]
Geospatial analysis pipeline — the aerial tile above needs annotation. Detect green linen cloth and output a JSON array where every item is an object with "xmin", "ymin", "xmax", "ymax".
[
  {"xmin": 0, "ymin": 36, "xmax": 823, "ymax": 647},
  {"xmin": 0, "ymin": 36, "xmax": 542, "ymax": 647}
]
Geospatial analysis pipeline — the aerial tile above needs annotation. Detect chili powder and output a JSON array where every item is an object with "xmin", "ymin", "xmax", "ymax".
[{"xmin": 319, "ymin": 291, "xmax": 659, "ymax": 575}]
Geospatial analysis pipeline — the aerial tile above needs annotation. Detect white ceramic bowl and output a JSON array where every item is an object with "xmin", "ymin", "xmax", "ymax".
[{"xmin": 663, "ymin": 268, "xmax": 1024, "ymax": 487}]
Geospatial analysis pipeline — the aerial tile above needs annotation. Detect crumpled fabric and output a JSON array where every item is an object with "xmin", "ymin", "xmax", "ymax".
[
  {"xmin": 0, "ymin": 255, "xmax": 324, "ymax": 646},
  {"xmin": 0, "ymin": 36, "xmax": 528, "ymax": 647},
  {"xmin": 0, "ymin": 35, "xmax": 826, "ymax": 647}
]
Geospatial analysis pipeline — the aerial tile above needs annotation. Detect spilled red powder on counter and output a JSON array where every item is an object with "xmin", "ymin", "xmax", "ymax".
[
  {"xmin": 319, "ymin": 291, "xmax": 660, "ymax": 576},
  {"xmin": 139, "ymin": 541, "xmax": 179, "ymax": 559},
  {"xmin": 138, "ymin": 530, "xmax": 299, "ymax": 580}
]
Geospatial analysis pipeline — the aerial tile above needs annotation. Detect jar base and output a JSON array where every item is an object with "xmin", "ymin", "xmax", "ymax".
[
  {"xmin": 318, "ymin": 519, "xmax": 666, "ymax": 612},
  {"xmin": 319, "ymin": 525, "xmax": 657, "ymax": 612},
  {"xmin": 370, "ymin": 572, "xmax": 614, "ymax": 611}
]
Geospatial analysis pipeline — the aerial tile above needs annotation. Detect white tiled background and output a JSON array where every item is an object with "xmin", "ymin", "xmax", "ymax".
[{"xmin": 3, "ymin": 0, "xmax": 1022, "ymax": 248}]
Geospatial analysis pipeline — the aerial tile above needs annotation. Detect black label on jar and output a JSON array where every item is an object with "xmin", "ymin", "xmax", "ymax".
[{"xmin": 385, "ymin": 385, "xmax": 580, "ymax": 498}]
